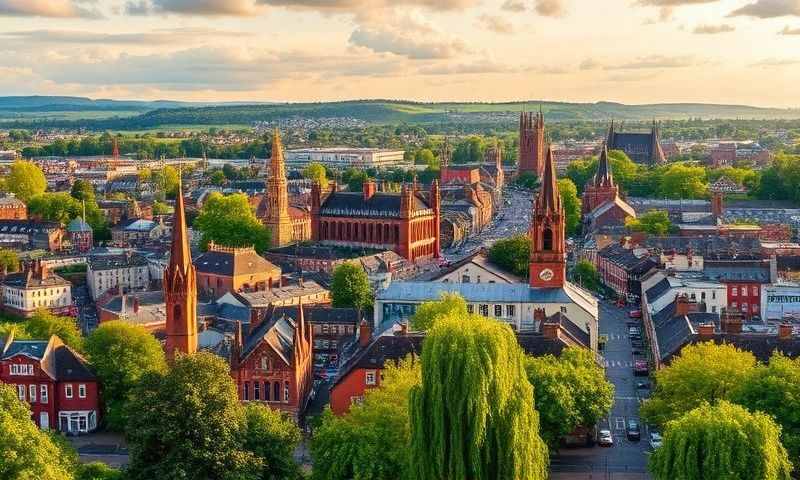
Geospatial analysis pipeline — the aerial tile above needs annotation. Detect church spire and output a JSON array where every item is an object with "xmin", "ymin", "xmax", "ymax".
[
  {"xmin": 270, "ymin": 128, "xmax": 286, "ymax": 181},
  {"xmin": 164, "ymin": 176, "xmax": 197, "ymax": 361},
  {"xmin": 536, "ymin": 146, "xmax": 561, "ymax": 215},
  {"xmin": 594, "ymin": 143, "xmax": 615, "ymax": 188},
  {"xmin": 529, "ymin": 145, "xmax": 566, "ymax": 289},
  {"xmin": 264, "ymin": 128, "xmax": 292, "ymax": 247}
]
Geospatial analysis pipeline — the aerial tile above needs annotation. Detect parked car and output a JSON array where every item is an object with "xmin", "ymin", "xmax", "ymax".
[
  {"xmin": 629, "ymin": 310, "xmax": 642, "ymax": 318},
  {"xmin": 649, "ymin": 432, "xmax": 663, "ymax": 450},
  {"xmin": 627, "ymin": 420, "xmax": 641, "ymax": 441},
  {"xmin": 634, "ymin": 360, "xmax": 649, "ymax": 376},
  {"xmin": 598, "ymin": 429, "xmax": 614, "ymax": 447}
]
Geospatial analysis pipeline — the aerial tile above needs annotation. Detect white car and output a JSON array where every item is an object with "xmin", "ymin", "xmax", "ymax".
[
  {"xmin": 598, "ymin": 429, "xmax": 614, "ymax": 447},
  {"xmin": 649, "ymin": 432, "xmax": 663, "ymax": 450}
]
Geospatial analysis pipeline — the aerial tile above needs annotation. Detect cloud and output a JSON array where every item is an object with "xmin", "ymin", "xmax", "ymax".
[
  {"xmin": 349, "ymin": 27, "xmax": 469, "ymax": 60},
  {"xmin": 779, "ymin": 25, "xmax": 800, "ymax": 33},
  {"xmin": 729, "ymin": 0, "xmax": 800, "ymax": 18},
  {"xmin": 751, "ymin": 57, "xmax": 800, "ymax": 66},
  {"xmin": 478, "ymin": 14, "xmax": 515, "ymax": 34},
  {"xmin": 579, "ymin": 58, "xmax": 601, "ymax": 70},
  {"xmin": 128, "ymin": 0, "xmax": 262, "ymax": 16},
  {"xmin": 257, "ymin": 0, "xmax": 479, "ymax": 17},
  {"xmin": 693, "ymin": 24, "xmax": 735, "ymax": 33},
  {"xmin": 535, "ymin": 0, "xmax": 564, "ymax": 16},
  {"xmin": 636, "ymin": 0, "xmax": 720, "ymax": 5},
  {"xmin": 606, "ymin": 54, "xmax": 697, "ymax": 70},
  {"xmin": 0, "ymin": 28, "xmax": 246, "ymax": 45},
  {"xmin": 0, "ymin": 0, "xmax": 101, "ymax": 18},
  {"xmin": 501, "ymin": 0, "xmax": 526, "ymax": 12}
]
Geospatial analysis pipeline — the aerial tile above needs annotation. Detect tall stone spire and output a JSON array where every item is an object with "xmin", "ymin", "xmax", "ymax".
[
  {"xmin": 581, "ymin": 143, "xmax": 620, "ymax": 215},
  {"xmin": 594, "ymin": 143, "xmax": 614, "ymax": 188},
  {"xmin": 529, "ymin": 145, "xmax": 566, "ymax": 289},
  {"xmin": 164, "ymin": 177, "xmax": 197, "ymax": 361},
  {"xmin": 264, "ymin": 128, "xmax": 293, "ymax": 248}
]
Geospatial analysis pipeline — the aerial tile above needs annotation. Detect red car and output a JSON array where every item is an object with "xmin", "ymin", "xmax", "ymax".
[
  {"xmin": 634, "ymin": 360, "xmax": 649, "ymax": 376},
  {"xmin": 629, "ymin": 310, "xmax": 642, "ymax": 318}
]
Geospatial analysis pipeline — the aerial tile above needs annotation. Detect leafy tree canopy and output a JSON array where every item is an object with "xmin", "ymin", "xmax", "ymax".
[
  {"xmin": 650, "ymin": 401, "xmax": 792, "ymax": 480},
  {"xmin": 330, "ymin": 262, "xmax": 373, "ymax": 310},
  {"xmin": 558, "ymin": 178, "xmax": 582, "ymax": 236},
  {"xmin": 0, "ymin": 248, "xmax": 20, "ymax": 273},
  {"xmin": 514, "ymin": 172, "xmax": 538, "ymax": 190},
  {"xmin": 572, "ymin": 259, "xmax": 601, "ymax": 292},
  {"xmin": 302, "ymin": 162, "xmax": 328, "ymax": 186},
  {"xmin": 26, "ymin": 309, "xmax": 83, "ymax": 352},
  {"xmin": 410, "ymin": 292, "xmax": 468, "ymax": 332},
  {"xmin": 488, "ymin": 234, "xmax": 530, "ymax": 278},
  {"xmin": 6, "ymin": 160, "xmax": 46, "ymax": 201},
  {"xmin": 194, "ymin": 192, "xmax": 270, "ymax": 254},
  {"xmin": 242, "ymin": 404, "xmax": 302, "ymax": 480},
  {"xmin": 625, "ymin": 209, "xmax": 673, "ymax": 235}
]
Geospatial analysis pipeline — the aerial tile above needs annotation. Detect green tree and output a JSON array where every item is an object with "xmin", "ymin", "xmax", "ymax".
[
  {"xmin": 194, "ymin": 192, "xmax": 271, "ymax": 253},
  {"xmin": 84, "ymin": 321, "xmax": 167, "ymax": 431},
  {"xmin": 410, "ymin": 292, "xmax": 468, "ymax": 331},
  {"xmin": 488, "ymin": 234, "xmax": 530, "ymax": 278},
  {"xmin": 650, "ymin": 401, "xmax": 792, "ymax": 480},
  {"xmin": 75, "ymin": 462, "xmax": 122, "ymax": 480},
  {"xmin": 641, "ymin": 342, "xmax": 757, "ymax": 427},
  {"xmin": 410, "ymin": 314, "xmax": 548, "ymax": 480},
  {"xmin": 625, "ymin": 209, "xmax": 672, "ymax": 235},
  {"xmin": 209, "ymin": 170, "xmax": 226, "ymax": 186},
  {"xmin": 525, "ymin": 348, "xmax": 614, "ymax": 448},
  {"xmin": 302, "ymin": 162, "xmax": 328, "ymax": 186},
  {"xmin": 242, "ymin": 404, "xmax": 302, "ymax": 480},
  {"xmin": 732, "ymin": 354, "xmax": 800, "ymax": 461},
  {"xmin": 6, "ymin": 160, "xmax": 46, "ymax": 201},
  {"xmin": 330, "ymin": 262, "xmax": 372, "ymax": 310},
  {"xmin": 311, "ymin": 359, "xmax": 420, "ymax": 480},
  {"xmin": 558, "ymin": 178, "xmax": 581, "ymax": 236},
  {"xmin": 28, "ymin": 192, "xmax": 83, "ymax": 224},
  {"xmin": 152, "ymin": 201, "xmax": 171, "ymax": 216},
  {"xmin": 152, "ymin": 165, "xmax": 180, "ymax": 199},
  {"xmin": 572, "ymin": 259, "xmax": 601, "ymax": 292},
  {"xmin": 414, "ymin": 148, "xmax": 437, "ymax": 169},
  {"xmin": 658, "ymin": 164, "xmax": 708, "ymax": 199},
  {"xmin": 344, "ymin": 169, "xmax": 369, "ymax": 192},
  {"xmin": 27, "ymin": 309, "xmax": 83, "ymax": 352},
  {"xmin": 0, "ymin": 383, "xmax": 77, "ymax": 480},
  {"xmin": 514, "ymin": 171, "xmax": 538, "ymax": 190},
  {"xmin": 70, "ymin": 180, "xmax": 96, "ymax": 203},
  {"xmin": 0, "ymin": 248, "xmax": 20, "ymax": 273},
  {"xmin": 125, "ymin": 352, "xmax": 260, "ymax": 480}
]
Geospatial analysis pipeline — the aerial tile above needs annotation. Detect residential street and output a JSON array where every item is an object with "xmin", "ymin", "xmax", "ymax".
[{"xmin": 550, "ymin": 301, "xmax": 652, "ymax": 480}]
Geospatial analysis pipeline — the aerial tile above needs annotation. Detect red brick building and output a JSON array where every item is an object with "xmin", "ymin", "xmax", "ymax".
[
  {"xmin": 582, "ymin": 145, "xmax": 636, "ymax": 232},
  {"xmin": 518, "ymin": 110, "xmax": 545, "ymax": 177},
  {"xmin": 704, "ymin": 259, "xmax": 773, "ymax": 319},
  {"xmin": 0, "ymin": 194, "xmax": 27, "ymax": 220},
  {"xmin": 229, "ymin": 304, "xmax": 314, "ymax": 420},
  {"xmin": 529, "ymin": 147, "xmax": 567, "ymax": 288},
  {"xmin": 194, "ymin": 242, "xmax": 281, "ymax": 299},
  {"xmin": 311, "ymin": 179, "xmax": 440, "ymax": 262},
  {"xmin": 330, "ymin": 323, "xmax": 423, "ymax": 415},
  {"xmin": 0, "ymin": 333, "xmax": 99, "ymax": 434}
]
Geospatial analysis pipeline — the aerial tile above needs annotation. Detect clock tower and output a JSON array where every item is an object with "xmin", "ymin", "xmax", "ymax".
[{"xmin": 529, "ymin": 146, "xmax": 566, "ymax": 288}]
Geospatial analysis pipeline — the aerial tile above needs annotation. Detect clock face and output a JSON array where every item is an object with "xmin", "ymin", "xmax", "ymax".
[{"xmin": 539, "ymin": 268, "xmax": 554, "ymax": 281}]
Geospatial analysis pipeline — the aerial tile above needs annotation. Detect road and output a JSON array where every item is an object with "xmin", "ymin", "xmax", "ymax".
[
  {"xmin": 550, "ymin": 301, "xmax": 652, "ymax": 480},
  {"xmin": 443, "ymin": 186, "xmax": 532, "ymax": 262}
]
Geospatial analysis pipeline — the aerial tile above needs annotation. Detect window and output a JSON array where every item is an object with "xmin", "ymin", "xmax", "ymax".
[
  {"xmin": 701, "ymin": 292, "xmax": 706, "ymax": 300},
  {"xmin": 752, "ymin": 286, "xmax": 759, "ymax": 296},
  {"xmin": 10, "ymin": 364, "xmax": 34, "ymax": 376},
  {"xmin": 561, "ymin": 306, "xmax": 567, "ymax": 313},
  {"xmin": 284, "ymin": 381, "xmax": 290, "ymax": 403},
  {"xmin": 264, "ymin": 382, "xmax": 271, "ymax": 402},
  {"xmin": 78, "ymin": 384, "xmax": 86, "ymax": 399},
  {"xmin": 40, "ymin": 385, "xmax": 48, "ymax": 403},
  {"xmin": 17, "ymin": 384, "xmax": 25, "ymax": 401},
  {"xmin": 331, "ymin": 325, "xmax": 339, "ymax": 335},
  {"xmin": 506, "ymin": 305, "xmax": 516, "ymax": 317},
  {"xmin": 350, "ymin": 395, "xmax": 364, "ymax": 406},
  {"xmin": 712, "ymin": 291, "xmax": 716, "ymax": 300},
  {"xmin": 261, "ymin": 356, "xmax": 269, "ymax": 370},
  {"xmin": 494, "ymin": 305, "xmax": 502, "ymax": 317},
  {"xmin": 273, "ymin": 382, "xmax": 280, "ymax": 401},
  {"xmin": 462, "ymin": 275, "xmax": 470, "ymax": 283},
  {"xmin": 365, "ymin": 370, "xmax": 377, "ymax": 385},
  {"xmin": 29, "ymin": 384, "xmax": 36, "ymax": 403},
  {"xmin": 479, "ymin": 304, "xmax": 489, "ymax": 316},
  {"xmin": 254, "ymin": 382, "xmax": 260, "ymax": 401},
  {"xmin": 467, "ymin": 304, "xmax": 474, "ymax": 314},
  {"xmin": 742, "ymin": 302, "xmax": 748, "ymax": 311},
  {"xmin": 543, "ymin": 228, "xmax": 553, "ymax": 251},
  {"xmin": 732, "ymin": 302, "xmax": 738, "ymax": 309},
  {"xmin": 322, "ymin": 324, "xmax": 329, "ymax": 334},
  {"xmin": 243, "ymin": 382, "xmax": 250, "ymax": 401},
  {"xmin": 732, "ymin": 287, "xmax": 738, "ymax": 296},
  {"xmin": 65, "ymin": 384, "xmax": 73, "ymax": 399},
  {"xmin": 712, "ymin": 306, "xmax": 717, "ymax": 313},
  {"xmin": 690, "ymin": 293, "xmax": 696, "ymax": 300}
]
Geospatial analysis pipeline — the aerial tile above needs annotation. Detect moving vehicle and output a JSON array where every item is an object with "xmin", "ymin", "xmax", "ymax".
[
  {"xmin": 627, "ymin": 420, "xmax": 641, "ymax": 441},
  {"xmin": 634, "ymin": 360, "xmax": 649, "ymax": 376},
  {"xmin": 649, "ymin": 432, "xmax": 663, "ymax": 450},
  {"xmin": 598, "ymin": 429, "xmax": 614, "ymax": 447},
  {"xmin": 629, "ymin": 310, "xmax": 642, "ymax": 318}
]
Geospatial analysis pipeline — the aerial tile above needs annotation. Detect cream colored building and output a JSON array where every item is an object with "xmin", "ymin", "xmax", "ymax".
[
  {"xmin": 2, "ymin": 262, "xmax": 72, "ymax": 317},
  {"xmin": 87, "ymin": 253, "xmax": 151, "ymax": 300}
]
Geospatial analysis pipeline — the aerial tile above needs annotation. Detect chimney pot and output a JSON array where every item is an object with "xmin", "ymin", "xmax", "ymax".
[
  {"xmin": 697, "ymin": 323, "xmax": 715, "ymax": 339},
  {"xmin": 358, "ymin": 319, "xmax": 372, "ymax": 348},
  {"xmin": 363, "ymin": 179, "xmax": 376, "ymax": 201},
  {"xmin": 542, "ymin": 322, "xmax": 559, "ymax": 340}
]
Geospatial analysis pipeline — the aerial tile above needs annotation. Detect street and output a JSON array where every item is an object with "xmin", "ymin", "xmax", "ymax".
[{"xmin": 550, "ymin": 301, "xmax": 652, "ymax": 480}]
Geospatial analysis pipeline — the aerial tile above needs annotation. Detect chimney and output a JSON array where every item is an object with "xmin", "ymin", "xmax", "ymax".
[
  {"xmin": 675, "ymin": 294, "xmax": 695, "ymax": 316},
  {"xmin": 533, "ymin": 307, "xmax": 547, "ymax": 323},
  {"xmin": 779, "ymin": 323, "xmax": 793, "ymax": 340},
  {"xmin": 697, "ymin": 323, "xmax": 715, "ymax": 340},
  {"xmin": 542, "ymin": 322, "xmax": 559, "ymax": 340},
  {"xmin": 363, "ymin": 179, "xmax": 376, "ymax": 201},
  {"xmin": 358, "ymin": 319, "xmax": 372, "ymax": 348},
  {"xmin": 721, "ymin": 311, "xmax": 742, "ymax": 334},
  {"xmin": 231, "ymin": 320, "xmax": 243, "ymax": 370}
]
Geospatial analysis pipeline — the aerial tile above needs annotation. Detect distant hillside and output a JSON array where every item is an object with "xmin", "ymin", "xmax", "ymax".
[{"xmin": 1, "ymin": 97, "xmax": 798, "ymax": 130}]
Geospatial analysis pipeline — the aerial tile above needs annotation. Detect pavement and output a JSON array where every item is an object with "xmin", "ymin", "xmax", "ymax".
[
  {"xmin": 68, "ymin": 431, "xmax": 129, "ymax": 467},
  {"xmin": 550, "ymin": 301, "xmax": 653, "ymax": 479}
]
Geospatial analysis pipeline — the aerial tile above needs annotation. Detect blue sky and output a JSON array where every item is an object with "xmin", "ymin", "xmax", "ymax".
[{"xmin": 0, "ymin": 0, "xmax": 799, "ymax": 106}]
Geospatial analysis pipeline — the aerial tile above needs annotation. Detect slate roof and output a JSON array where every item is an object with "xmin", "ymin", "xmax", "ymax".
[
  {"xmin": 2, "ymin": 340, "xmax": 49, "ymax": 360},
  {"xmin": 67, "ymin": 218, "xmax": 92, "ymax": 233},
  {"xmin": 233, "ymin": 281, "xmax": 327, "ymax": 308},
  {"xmin": 704, "ymin": 260, "xmax": 771, "ymax": 283},
  {"xmin": 242, "ymin": 314, "xmax": 297, "ymax": 365},
  {"xmin": 88, "ymin": 253, "xmax": 149, "ymax": 270},
  {"xmin": 333, "ymin": 332, "xmax": 424, "ymax": 387},
  {"xmin": 320, "ymin": 191, "xmax": 431, "ymax": 218},
  {"xmin": 1, "ymin": 337, "xmax": 95, "ymax": 381},
  {"xmin": 0, "ymin": 219, "xmax": 61, "ymax": 234},
  {"xmin": 194, "ymin": 248, "xmax": 280, "ymax": 277},
  {"xmin": 654, "ymin": 313, "xmax": 694, "ymax": 362},
  {"xmin": 3, "ymin": 270, "xmax": 70, "ymax": 289},
  {"xmin": 642, "ymin": 236, "xmax": 761, "ymax": 257},
  {"xmin": 53, "ymin": 345, "xmax": 96, "ymax": 381},
  {"xmin": 271, "ymin": 305, "xmax": 360, "ymax": 326},
  {"xmin": 597, "ymin": 244, "xmax": 657, "ymax": 274},
  {"xmin": 645, "ymin": 278, "xmax": 672, "ymax": 304}
]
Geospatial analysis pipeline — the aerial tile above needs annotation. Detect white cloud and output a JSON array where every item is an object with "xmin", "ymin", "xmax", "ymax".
[
  {"xmin": 127, "ymin": 0, "xmax": 262, "ymax": 16},
  {"xmin": 693, "ymin": 24, "xmax": 735, "ymax": 33},
  {"xmin": 0, "ymin": 0, "xmax": 101, "ymax": 18},
  {"xmin": 349, "ymin": 27, "xmax": 469, "ymax": 60},
  {"xmin": 729, "ymin": 0, "xmax": 800, "ymax": 18},
  {"xmin": 478, "ymin": 14, "xmax": 515, "ymax": 34}
]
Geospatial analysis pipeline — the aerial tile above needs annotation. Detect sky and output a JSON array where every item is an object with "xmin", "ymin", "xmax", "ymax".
[{"xmin": 1, "ymin": 0, "xmax": 799, "ymax": 107}]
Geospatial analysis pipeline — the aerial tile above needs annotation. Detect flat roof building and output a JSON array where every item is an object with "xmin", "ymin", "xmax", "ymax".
[{"xmin": 284, "ymin": 148, "xmax": 408, "ymax": 170}]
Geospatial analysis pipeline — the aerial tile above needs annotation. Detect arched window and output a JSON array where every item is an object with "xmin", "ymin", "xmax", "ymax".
[
  {"xmin": 264, "ymin": 381, "xmax": 270, "ymax": 402},
  {"xmin": 273, "ymin": 381, "xmax": 280, "ymax": 401},
  {"xmin": 173, "ymin": 304, "xmax": 182, "ymax": 327},
  {"xmin": 284, "ymin": 381, "xmax": 290, "ymax": 403},
  {"xmin": 543, "ymin": 228, "xmax": 553, "ymax": 251}
]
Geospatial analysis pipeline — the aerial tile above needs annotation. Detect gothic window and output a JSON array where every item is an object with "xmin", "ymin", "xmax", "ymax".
[
  {"xmin": 254, "ymin": 382, "xmax": 260, "ymax": 400},
  {"xmin": 264, "ymin": 381, "xmax": 271, "ymax": 401},
  {"xmin": 543, "ymin": 228, "xmax": 553, "ymax": 251},
  {"xmin": 273, "ymin": 381, "xmax": 280, "ymax": 401},
  {"xmin": 394, "ymin": 225, "xmax": 400, "ymax": 243},
  {"xmin": 284, "ymin": 381, "xmax": 290, "ymax": 403}
]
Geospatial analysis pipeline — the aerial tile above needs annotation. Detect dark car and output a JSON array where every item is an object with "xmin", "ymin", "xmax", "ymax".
[{"xmin": 627, "ymin": 420, "xmax": 641, "ymax": 441}]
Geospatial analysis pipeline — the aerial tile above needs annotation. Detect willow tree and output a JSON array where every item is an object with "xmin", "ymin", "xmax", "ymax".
[
  {"xmin": 409, "ymin": 314, "xmax": 548, "ymax": 480},
  {"xmin": 650, "ymin": 401, "xmax": 792, "ymax": 480}
]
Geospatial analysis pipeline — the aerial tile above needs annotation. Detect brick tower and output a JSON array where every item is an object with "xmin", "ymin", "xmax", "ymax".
[
  {"xmin": 518, "ymin": 109, "xmax": 545, "ymax": 177},
  {"xmin": 264, "ymin": 129, "xmax": 293, "ymax": 248},
  {"xmin": 581, "ymin": 143, "xmax": 619, "ymax": 214},
  {"xmin": 529, "ymin": 146, "xmax": 566, "ymax": 288},
  {"xmin": 164, "ymin": 178, "xmax": 197, "ymax": 361}
]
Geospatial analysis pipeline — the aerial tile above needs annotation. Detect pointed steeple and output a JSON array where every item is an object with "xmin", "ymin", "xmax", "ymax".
[
  {"xmin": 594, "ymin": 143, "xmax": 615, "ymax": 188},
  {"xmin": 607, "ymin": 120, "xmax": 615, "ymax": 146},
  {"xmin": 536, "ymin": 146, "xmax": 561, "ymax": 214},
  {"xmin": 169, "ymin": 178, "xmax": 191, "ymax": 272},
  {"xmin": 270, "ymin": 128, "xmax": 286, "ymax": 181}
]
